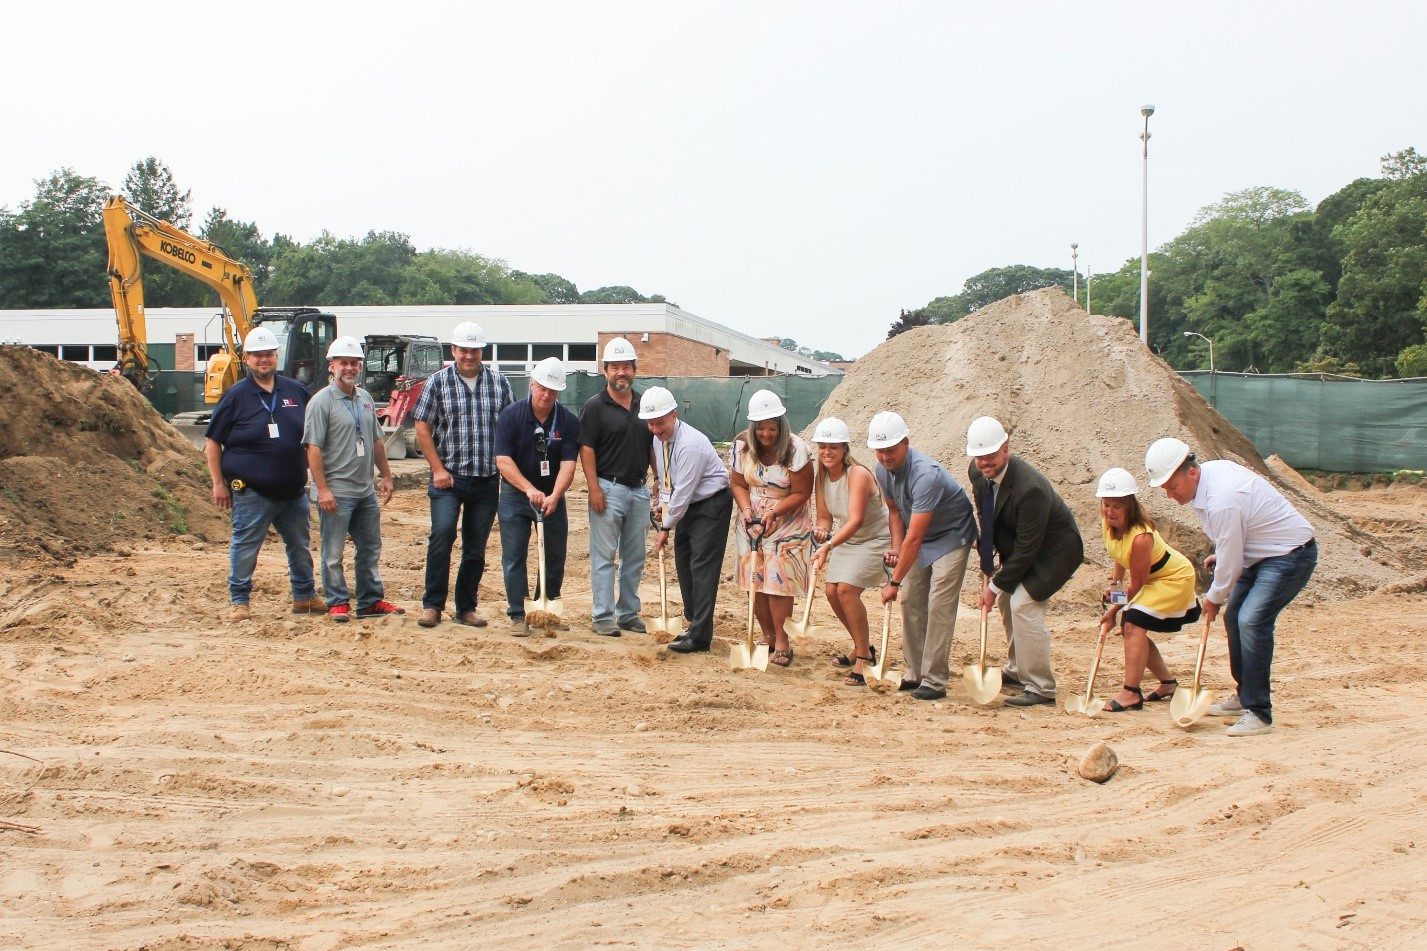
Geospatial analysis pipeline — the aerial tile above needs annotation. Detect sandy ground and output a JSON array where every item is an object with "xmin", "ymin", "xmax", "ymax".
[{"xmin": 2, "ymin": 473, "xmax": 1426, "ymax": 949}]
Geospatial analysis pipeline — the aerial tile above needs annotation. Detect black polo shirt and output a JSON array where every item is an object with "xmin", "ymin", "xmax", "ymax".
[
  {"xmin": 204, "ymin": 375, "xmax": 310, "ymax": 499},
  {"xmin": 577, "ymin": 387, "xmax": 653, "ymax": 488}
]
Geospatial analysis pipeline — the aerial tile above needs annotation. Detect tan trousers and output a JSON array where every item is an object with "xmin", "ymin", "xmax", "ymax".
[
  {"xmin": 997, "ymin": 584, "xmax": 1057, "ymax": 698},
  {"xmin": 900, "ymin": 543, "xmax": 972, "ymax": 690}
]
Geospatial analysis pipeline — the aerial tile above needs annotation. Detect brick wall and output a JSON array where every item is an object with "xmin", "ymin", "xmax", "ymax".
[
  {"xmin": 174, "ymin": 333, "xmax": 195, "ymax": 372},
  {"xmin": 597, "ymin": 332, "xmax": 731, "ymax": 376}
]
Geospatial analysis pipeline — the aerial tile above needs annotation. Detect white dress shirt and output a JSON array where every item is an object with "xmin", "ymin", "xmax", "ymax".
[
  {"xmin": 1192, "ymin": 460, "xmax": 1315, "ymax": 605},
  {"xmin": 653, "ymin": 420, "xmax": 730, "ymax": 529}
]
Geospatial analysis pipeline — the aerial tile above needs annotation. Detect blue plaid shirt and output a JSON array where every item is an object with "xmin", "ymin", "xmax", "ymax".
[{"xmin": 411, "ymin": 364, "xmax": 513, "ymax": 477}]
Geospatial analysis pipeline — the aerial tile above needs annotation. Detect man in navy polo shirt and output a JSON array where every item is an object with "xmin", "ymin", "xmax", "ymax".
[
  {"xmin": 204, "ymin": 326, "xmax": 322, "ymax": 622},
  {"xmin": 494, "ymin": 357, "xmax": 581, "ymax": 635}
]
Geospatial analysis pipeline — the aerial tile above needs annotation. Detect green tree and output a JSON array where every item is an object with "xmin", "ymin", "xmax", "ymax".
[
  {"xmin": 200, "ymin": 208, "xmax": 277, "ymax": 295},
  {"xmin": 887, "ymin": 307, "xmax": 933, "ymax": 339},
  {"xmin": 926, "ymin": 265, "xmax": 1075, "ymax": 323},
  {"xmin": 0, "ymin": 167, "xmax": 110, "ymax": 308},
  {"xmin": 579, "ymin": 285, "xmax": 668, "ymax": 304},
  {"xmin": 511, "ymin": 271, "xmax": 580, "ymax": 304},
  {"xmin": 122, "ymin": 157, "xmax": 207, "ymax": 307},
  {"xmin": 1395, "ymin": 343, "xmax": 1427, "ymax": 377}
]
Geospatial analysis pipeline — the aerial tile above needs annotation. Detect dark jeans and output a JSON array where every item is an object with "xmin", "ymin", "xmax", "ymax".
[
  {"xmin": 318, "ymin": 489, "xmax": 383, "ymax": 610},
  {"xmin": 674, "ymin": 488, "xmax": 733, "ymax": 648},
  {"xmin": 498, "ymin": 488, "xmax": 568, "ymax": 619},
  {"xmin": 423, "ymin": 473, "xmax": 500, "ymax": 614},
  {"xmin": 1224, "ymin": 540, "xmax": 1318, "ymax": 723},
  {"xmin": 228, "ymin": 487, "xmax": 314, "ymax": 604}
]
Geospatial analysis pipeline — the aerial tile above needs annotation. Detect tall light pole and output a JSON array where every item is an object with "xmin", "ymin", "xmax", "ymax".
[
  {"xmin": 1183, "ymin": 331, "xmax": 1214, "ymax": 374},
  {"xmin": 1139, "ymin": 104, "xmax": 1155, "ymax": 345},
  {"xmin": 1070, "ymin": 242, "xmax": 1080, "ymax": 308},
  {"xmin": 1085, "ymin": 265, "xmax": 1092, "ymax": 315}
]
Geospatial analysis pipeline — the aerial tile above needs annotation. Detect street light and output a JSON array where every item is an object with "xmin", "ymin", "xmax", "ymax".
[
  {"xmin": 1085, "ymin": 264, "xmax": 1092, "ymax": 315},
  {"xmin": 1070, "ymin": 242, "xmax": 1080, "ymax": 308},
  {"xmin": 1139, "ymin": 104, "xmax": 1155, "ymax": 345},
  {"xmin": 1183, "ymin": 331, "xmax": 1214, "ymax": 374}
]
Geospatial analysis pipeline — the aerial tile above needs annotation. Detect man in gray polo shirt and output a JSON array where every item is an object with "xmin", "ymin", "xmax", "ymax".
[
  {"xmin": 304, "ymin": 336, "xmax": 404, "ymax": 622},
  {"xmin": 867, "ymin": 411, "xmax": 978, "ymax": 701}
]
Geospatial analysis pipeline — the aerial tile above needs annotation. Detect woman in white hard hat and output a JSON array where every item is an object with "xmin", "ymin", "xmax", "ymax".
[
  {"xmin": 809, "ymin": 417, "xmax": 892, "ymax": 685},
  {"xmin": 730, "ymin": 389, "xmax": 814, "ymax": 667},
  {"xmin": 1096, "ymin": 467, "xmax": 1201, "ymax": 712}
]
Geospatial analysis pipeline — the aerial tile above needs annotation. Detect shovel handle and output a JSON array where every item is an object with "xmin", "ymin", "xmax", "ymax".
[
  {"xmin": 1189, "ymin": 616, "xmax": 1212, "ymax": 692},
  {"xmin": 1081, "ymin": 620, "xmax": 1112, "ymax": 708}
]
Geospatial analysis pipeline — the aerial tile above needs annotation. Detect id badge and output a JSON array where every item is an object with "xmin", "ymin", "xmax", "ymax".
[
  {"xmin": 268, "ymin": 423, "xmax": 279, "ymax": 439},
  {"xmin": 356, "ymin": 442, "xmax": 366, "ymax": 458},
  {"xmin": 540, "ymin": 460, "xmax": 550, "ymax": 477}
]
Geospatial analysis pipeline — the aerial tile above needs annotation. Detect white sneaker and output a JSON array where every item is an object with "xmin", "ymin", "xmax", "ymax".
[
  {"xmin": 1226, "ymin": 710, "xmax": 1272, "ymax": 737},
  {"xmin": 1208, "ymin": 695, "xmax": 1244, "ymax": 717}
]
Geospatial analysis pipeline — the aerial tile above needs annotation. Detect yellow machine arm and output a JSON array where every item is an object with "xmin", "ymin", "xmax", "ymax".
[{"xmin": 103, "ymin": 196, "xmax": 260, "ymax": 398}]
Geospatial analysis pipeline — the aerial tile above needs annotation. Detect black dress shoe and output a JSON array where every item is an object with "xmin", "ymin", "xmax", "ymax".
[
  {"xmin": 898, "ymin": 679, "xmax": 920, "ymax": 692},
  {"xmin": 1004, "ymin": 690, "xmax": 1054, "ymax": 707},
  {"xmin": 911, "ymin": 685, "xmax": 947, "ymax": 701},
  {"xmin": 667, "ymin": 638, "xmax": 709, "ymax": 654}
]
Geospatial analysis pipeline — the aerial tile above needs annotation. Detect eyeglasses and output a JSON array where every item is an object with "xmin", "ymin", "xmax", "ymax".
[{"xmin": 533, "ymin": 425, "xmax": 548, "ymax": 455}]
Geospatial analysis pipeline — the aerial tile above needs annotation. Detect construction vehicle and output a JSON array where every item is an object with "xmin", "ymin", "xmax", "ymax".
[
  {"xmin": 102, "ymin": 195, "xmax": 338, "ymax": 407},
  {"xmin": 363, "ymin": 333, "xmax": 447, "ymax": 458}
]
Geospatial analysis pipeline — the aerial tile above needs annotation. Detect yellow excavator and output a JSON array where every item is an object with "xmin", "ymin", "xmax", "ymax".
[{"xmin": 102, "ymin": 196, "xmax": 338, "ymax": 407}]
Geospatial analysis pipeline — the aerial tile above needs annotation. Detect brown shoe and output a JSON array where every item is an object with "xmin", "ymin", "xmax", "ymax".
[
  {"xmin": 291, "ymin": 596, "xmax": 326, "ymax": 614},
  {"xmin": 456, "ymin": 610, "xmax": 488, "ymax": 628},
  {"xmin": 417, "ymin": 608, "xmax": 441, "ymax": 628},
  {"xmin": 230, "ymin": 604, "xmax": 252, "ymax": 621}
]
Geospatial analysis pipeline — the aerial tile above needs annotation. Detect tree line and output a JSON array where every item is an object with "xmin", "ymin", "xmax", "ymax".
[
  {"xmin": 889, "ymin": 148, "xmax": 1427, "ymax": 379},
  {"xmin": 0, "ymin": 158, "xmax": 672, "ymax": 315}
]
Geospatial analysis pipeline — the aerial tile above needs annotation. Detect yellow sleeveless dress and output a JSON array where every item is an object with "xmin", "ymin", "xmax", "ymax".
[{"xmin": 1102, "ymin": 522, "xmax": 1200, "ymax": 631}]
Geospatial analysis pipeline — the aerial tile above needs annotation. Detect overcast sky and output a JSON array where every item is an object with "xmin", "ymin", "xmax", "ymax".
[{"xmin": 5, "ymin": 1, "xmax": 1425, "ymax": 358}]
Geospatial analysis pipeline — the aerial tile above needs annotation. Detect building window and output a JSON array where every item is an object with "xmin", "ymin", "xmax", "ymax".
[
  {"xmin": 495, "ymin": 343, "xmax": 529, "ymax": 361},
  {"xmin": 531, "ymin": 343, "xmax": 562, "ymax": 360},
  {"xmin": 796, "ymin": 365, "xmax": 812, "ymax": 374},
  {"xmin": 92, "ymin": 345, "xmax": 118, "ymax": 361},
  {"xmin": 567, "ymin": 343, "xmax": 597, "ymax": 361},
  {"xmin": 32, "ymin": 345, "xmax": 58, "ymax": 356},
  {"xmin": 61, "ymin": 345, "xmax": 90, "ymax": 361},
  {"xmin": 197, "ymin": 343, "xmax": 225, "ymax": 361}
]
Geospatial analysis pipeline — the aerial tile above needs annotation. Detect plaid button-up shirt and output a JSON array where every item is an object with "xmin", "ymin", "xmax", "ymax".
[{"xmin": 411, "ymin": 363, "xmax": 513, "ymax": 477}]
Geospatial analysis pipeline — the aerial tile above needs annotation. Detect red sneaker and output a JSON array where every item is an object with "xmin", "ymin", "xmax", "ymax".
[
  {"xmin": 356, "ymin": 600, "xmax": 406, "ymax": 619},
  {"xmin": 329, "ymin": 604, "xmax": 351, "ymax": 622}
]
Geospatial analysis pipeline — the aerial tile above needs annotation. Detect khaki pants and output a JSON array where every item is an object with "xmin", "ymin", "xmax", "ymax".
[
  {"xmin": 997, "ymin": 584, "xmax": 1057, "ymax": 698},
  {"xmin": 900, "ymin": 543, "xmax": 972, "ymax": 690}
]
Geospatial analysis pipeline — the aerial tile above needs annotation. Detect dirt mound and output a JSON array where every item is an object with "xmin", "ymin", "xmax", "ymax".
[
  {"xmin": 0, "ymin": 346, "xmax": 225, "ymax": 562},
  {"xmin": 815, "ymin": 288, "xmax": 1394, "ymax": 599}
]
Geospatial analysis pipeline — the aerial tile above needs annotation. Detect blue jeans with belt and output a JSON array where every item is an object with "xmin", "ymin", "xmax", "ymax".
[
  {"xmin": 1223, "ymin": 540, "xmax": 1317, "ymax": 723},
  {"xmin": 423, "ymin": 473, "xmax": 500, "ymax": 615},
  {"xmin": 498, "ymin": 487, "xmax": 568, "ymax": 619},
  {"xmin": 318, "ymin": 489, "xmax": 384, "ymax": 610},
  {"xmin": 588, "ymin": 477, "xmax": 649, "ymax": 625},
  {"xmin": 228, "ymin": 487, "xmax": 314, "ymax": 605}
]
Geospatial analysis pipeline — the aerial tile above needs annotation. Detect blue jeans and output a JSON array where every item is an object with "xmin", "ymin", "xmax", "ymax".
[
  {"xmin": 228, "ymin": 488, "xmax": 315, "ymax": 604},
  {"xmin": 318, "ymin": 489, "xmax": 384, "ymax": 610},
  {"xmin": 588, "ymin": 478, "xmax": 649, "ymax": 624},
  {"xmin": 424, "ymin": 474, "xmax": 500, "ymax": 614},
  {"xmin": 498, "ymin": 488, "xmax": 568, "ymax": 619},
  {"xmin": 1223, "ymin": 541, "xmax": 1317, "ymax": 723}
]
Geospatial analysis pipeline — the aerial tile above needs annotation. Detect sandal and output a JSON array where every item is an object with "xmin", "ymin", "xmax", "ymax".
[
  {"xmin": 833, "ymin": 645, "xmax": 876, "ymax": 668},
  {"xmin": 1103, "ymin": 685, "xmax": 1144, "ymax": 713},
  {"xmin": 844, "ymin": 671, "xmax": 866, "ymax": 686},
  {"xmin": 1144, "ymin": 679, "xmax": 1178, "ymax": 702},
  {"xmin": 771, "ymin": 649, "xmax": 794, "ymax": 668}
]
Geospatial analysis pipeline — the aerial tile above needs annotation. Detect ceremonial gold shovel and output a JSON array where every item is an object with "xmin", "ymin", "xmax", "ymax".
[
  {"xmin": 962, "ymin": 600, "xmax": 1003, "ymax": 705},
  {"xmin": 1064, "ymin": 620, "xmax": 1113, "ymax": 717},
  {"xmin": 729, "ymin": 524, "xmax": 769, "ymax": 671},
  {"xmin": 1171, "ymin": 618, "xmax": 1214, "ymax": 728},
  {"xmin": 862, "ymin": 564, "xmax": 899, "ymax": 684}
]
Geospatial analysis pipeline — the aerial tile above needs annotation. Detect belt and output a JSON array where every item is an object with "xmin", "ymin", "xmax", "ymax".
[
  {"xmin": 1288, "ymin": 537, "xmax": 1316, "ymax": 554},
  {"xmin": 1149, "ymin": 550, "xmax": 1171, "ymax": 574},
  {"xmin": 604, "ymin": 475, "xmax": 645, "ymax": 489}
]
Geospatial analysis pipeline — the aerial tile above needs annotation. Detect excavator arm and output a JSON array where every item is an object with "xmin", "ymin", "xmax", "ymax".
[{"xmin": 102, "ymin": 196, "xmax": 260, "ymax": 397}]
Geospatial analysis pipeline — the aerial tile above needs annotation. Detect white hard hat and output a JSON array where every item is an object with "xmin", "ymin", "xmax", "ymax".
[
  {"xmin": 812, "ymin": 417, "xmax": 851, "ymax": 444},
  {"xmin": 448, "ymin": 321, "xmax": 487, "ymax": 348},
  {"xmin": 326, "ymin": 335, "xmax": 364, "ymax": 360},
  {"xmin": 638, "ymin": 386, "xmax": 678, "ymax": 420},
  {"xmin": 866, "ymin": 411, "xmax": 910, "ymax": 450},
  {"xmin": 965, "ymin": 416, "xmax": 1009, "ymax": 457},
  {"xmin": 602, "ymin": 337, "xmax": 637, "ymax": 363},
  {"xmin": 243, "ymin": 327, "xmax": 278, "ymax": 353},
  {"xmin": 747, "ymin": 389, "xmax": 786, "ymax": 422},
  {"xmin": 1145, "ymin": 437, "xmax": 1192, "ymax": 488},
  {"xmin": 530, "ymin": 356, "xmax": 567, "ymax": 392},
  {"xmin": 1096, "ymin": 467, "xmax": 1140, "ymax": 498}
]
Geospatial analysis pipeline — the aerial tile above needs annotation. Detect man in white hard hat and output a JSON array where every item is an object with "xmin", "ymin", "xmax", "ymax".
[
  {"xmin": 410, "ymin": 322, "xmax": 514, "ymax": 628},
  {"xmin": 966, "ymin": 416, "xmax": 1083, "ymax": 707},
  {"xmin": 1145, "ymin": 437, "xmax": 1317, "ymax": 737},
  {"xmin": 577, "ymin": 337, "xmax": 656, "ymax": 636},
  {"xmin": 494, "ymin": 357, "xmax": 580, "ymax": 636},
  {"xmin": 867, "ymin": 411, "xmax": 978, "ymax": 701},
  {"xmin": 643, "ymin": 386, "xmax": 732, "ymax": 654},
  {"xmin": 303, "ymin": 336, "xmax": 404, "ymax": 622},
  {"xmin": 204, "ymin": 326, "xmax": 323, "ymax": 621}
]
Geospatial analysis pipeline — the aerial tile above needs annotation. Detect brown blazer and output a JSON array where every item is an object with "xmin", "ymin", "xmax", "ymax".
[{"xmin": 967, "ymin": 455, "xmax": 1083, "ymax": 602}]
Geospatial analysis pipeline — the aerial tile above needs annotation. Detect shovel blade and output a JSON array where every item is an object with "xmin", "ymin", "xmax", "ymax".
[
  {"xmin": 728, "ymin": 643, "xmax": 770, "ymax": 671},
  {"xmin": 962, "ymin": 663, "xmax": 1002, "ymax": 705},
  {"xmin": 1170, "ymin": 686, "xmax": 1212, "ymax": 728},
  {"xmin": 525, "ymin": 596, "xmax": 563, "ymax": 617},
  {"xmin": 649, "ymin": 617, "xmax": 684, "ymax": 638},
  {"xmin": 863, "ymin": 657, "xmax": 897, "ymax": 683},
  {"xmin": 1064, "ymin": 695, "xmax": 1102, "ymax": 718},
  {"xmin": 785, "ymin": 619, "xmax": 819, "ymax": 638}
]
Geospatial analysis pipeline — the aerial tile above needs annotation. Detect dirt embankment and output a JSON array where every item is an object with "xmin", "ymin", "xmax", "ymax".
[{"xmin": 0, "ymin": 346, "xmax": 224, "ymax": 562}]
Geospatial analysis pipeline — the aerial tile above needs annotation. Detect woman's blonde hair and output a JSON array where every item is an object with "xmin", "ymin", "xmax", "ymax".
[
  {"xmin": 814, "ymin": 441, "xmax": 877, "ymax": 499},
  {"xmin": 1103, "ymin": 494, "xmax": 1155, "ymax": 540},
  {"xmin": 737, "ymin": 415, "xmax": 793, "ymax": 476}
]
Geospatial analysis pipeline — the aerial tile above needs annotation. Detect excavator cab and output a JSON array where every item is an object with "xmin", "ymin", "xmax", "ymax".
[{"xmin": 252, "ymin": 307, "xmax": 338, "ymax": 393}]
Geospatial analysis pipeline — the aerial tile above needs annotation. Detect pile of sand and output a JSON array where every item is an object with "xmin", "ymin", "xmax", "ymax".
[
  {"xmin": 815, "ymin": 287, "xmax": 1394, "ymax": 598},
  {"xmin": 0, "ymin": 346, "xmax": 224, "ymax": 562}
]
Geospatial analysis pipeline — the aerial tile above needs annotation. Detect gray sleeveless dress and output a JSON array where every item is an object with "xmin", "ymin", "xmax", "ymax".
[{"xmin": 822, "ymin": 466, "xmax": 892, "ymax": 589}]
